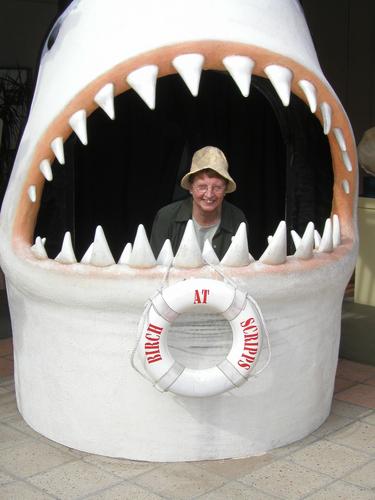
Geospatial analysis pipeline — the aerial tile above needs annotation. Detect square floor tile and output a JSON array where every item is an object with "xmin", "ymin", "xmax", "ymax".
[
  {"xmin": 0, "ymin": 422, "xmax": 33, "ymax": 450},
  {"xmin": 312, "ymin": 413, "xmax": 353, "ymax": 438},
  {"xmin": 334, "ymin": 376, "xmax": 356, "ymax": 393},
  {"xmin": 0, "ymin": 481, "xmax": 54, "ymax": 499},
  {"xmin": 335, "ymin": 384, "xmax": 375, "ymax": 408},
  {"xmin": 336, "ymin": 359, "xmax": 375, "ymax": 382},
  {"xmin": 37, "ymin": 435, "xmax": 90, "ymax": 459},
  {"xmin": 0, "ymin": 358, "xmax": 13, "ymax": 377},
  {"xmin": 83, "ymin": 455, "xmax": 160, "ymax": 480},
  {"xmin": 345, "ymin": 460, "xmax": 375, "ymax": 489},
  {"xmin": 305, "ymin": 480, "xmax": 374, "ymax": 499},
  {"xmin": 0, "ymin": 377, "xmax": 15, "ymax": 392},
  {"xmin": 239, "ymin": 458, "xmax": 332, "ymax": 499},
  {"xmin": 199, "ymin": 480, "xmax": 277, "ymax": 500},
  {"xmin": 0, "ymin": 339, "xmax": 12, "ymax": 356},
  {"xmin": 0, "ymin": 440, "xmax": 74, "ymax": 478},
  {"xmin": 270, "ymin": 434, "xmax": 318, "ymax": 458},
  {"xmin": 0, "ymin": 468, "xmax": 14, "ymax": 486},
  {"xmin": 289, "ymin": 439, "xmax": 371, "ymax": 478},
  {"xmin": 193, "ymin": 454, "xmax": 273, "ymax": 480},
  {"xmin": 4, "ymin": 415, "xmax": 42, "ymax": 439},
  {"xmin": 134, "ymin": 463, "xmax": 226, "ymax": 499},
  {"xmin": 0, "ymin": 377, "xmax": 16, "ymax": 396},
  {"xmin": 331, "ymin": 399, "xmax": 372, "ymax": 419},
  {"xmin": 86, "ymin": 481, "xmax": 164, "ymax": 499},
  {"xmin": 28, "ymin": 460, "xmax": 121, "ymax": 500},
  {"xmin": 327, "ymin": 421, "xmax": 375, "ymax": 455},
  {"xmin": 361, "ymin": 411, "xmax": 375, "ymax": 425},
  {"xmin": 0, "ymin": 392, "xmax": 19, "ymax": 421}
]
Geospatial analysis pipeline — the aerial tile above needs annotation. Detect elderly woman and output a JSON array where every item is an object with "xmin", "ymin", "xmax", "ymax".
[{"xmin": 150, "ymin": 146, "xmax": 248, "ymax": 260}]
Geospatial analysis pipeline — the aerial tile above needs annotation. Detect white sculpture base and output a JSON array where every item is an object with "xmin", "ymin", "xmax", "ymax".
[{"xmin": 7, "ymin": 259, "xmax": 351, "ymax": 462}]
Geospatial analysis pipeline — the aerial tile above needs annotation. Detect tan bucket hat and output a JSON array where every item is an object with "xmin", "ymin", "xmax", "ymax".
[{"xmin": 180, "ymin": 146, "xmax": 237, "ymax": 193}]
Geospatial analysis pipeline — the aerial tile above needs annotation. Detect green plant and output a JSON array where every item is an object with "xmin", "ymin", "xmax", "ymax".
[{"xmin": 0, "ymin": 68, "xmax": 32, "ymax": 201}]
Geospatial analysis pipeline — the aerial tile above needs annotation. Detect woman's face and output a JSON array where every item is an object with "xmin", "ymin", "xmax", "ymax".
[{"xmin": 190, "ymin": 172, "xmax": 227, "ymax": 215}]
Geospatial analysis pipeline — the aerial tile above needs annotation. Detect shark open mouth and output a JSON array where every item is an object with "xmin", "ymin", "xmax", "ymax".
[
  {"xmin": 15, "ymin": 40, "xmax": 356, "ymax": 277},
  {"xmin": 0, "ymin": 0, "xmax": 359, "ymax": 461}
]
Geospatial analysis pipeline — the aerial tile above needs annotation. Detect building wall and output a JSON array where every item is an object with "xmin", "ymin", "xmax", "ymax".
[{"xmin": 0, "ymin": 0, "xmax": 58, "ymax": 74}]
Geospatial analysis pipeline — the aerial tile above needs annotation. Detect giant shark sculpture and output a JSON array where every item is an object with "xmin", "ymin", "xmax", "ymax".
[{"xmin": 0, "ymin": 0, "xmax": 358, "ymax": 461}]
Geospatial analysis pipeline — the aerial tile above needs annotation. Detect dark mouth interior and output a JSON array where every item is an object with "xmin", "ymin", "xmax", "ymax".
[{"xmin": 35, "ymin": 70, "xmax": 332, "ymax": 261}]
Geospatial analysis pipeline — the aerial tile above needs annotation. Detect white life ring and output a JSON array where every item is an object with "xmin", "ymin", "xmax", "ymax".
[{"xmin": 137, "ymin": 278, "xmax": 263, "ymax": 398}]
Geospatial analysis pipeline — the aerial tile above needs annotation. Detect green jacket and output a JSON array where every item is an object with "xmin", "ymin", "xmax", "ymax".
[{"xmin": 150, "ymin": 197, "xmax": 248, "ymax": 260}]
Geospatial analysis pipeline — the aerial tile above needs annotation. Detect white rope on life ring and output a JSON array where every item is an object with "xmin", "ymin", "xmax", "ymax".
[{"xmin": 136, "ymin": 278, "xmax": 264, "ymax": 398}]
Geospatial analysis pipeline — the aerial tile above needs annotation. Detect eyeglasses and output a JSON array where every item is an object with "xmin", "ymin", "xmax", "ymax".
[{"xmin": 193, "ymin": 184, "xmax": 226, "ymax": 194}]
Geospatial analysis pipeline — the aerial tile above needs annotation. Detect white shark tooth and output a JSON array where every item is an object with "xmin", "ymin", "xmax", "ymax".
[
  {"xmin": 128, "ymin": 224, "xmax": 156, "ymax": 268},
  {"xmin": 156, "ymin": 239, "xmax": 174, "ymax": 266},
  {"xmin": 81, "ymin": 243, "xmax": 93, "ymax": 264},
  {"xmin": 42, "ymin": 238, "xmax": 46, "ymax": 245},
  {"xmin": 320, "ymin": 102, "xmax": 332, "ymax": 135},
  {"xmin": 172, "ymin": 53, "xmax": 204, "ymax": 97},
  {"xmin": 39, "ymin": 159, "xmax": 53, "ymax": 181},
  {"xmin": 202, "ymin": 239, "xmax": 220, "ymax": 265},
  {"xmin": 31, "ymin": 236, "xmax": 48, "ymax": 259},
  {"xmin": 332, "ymin": 214, "xmax": 341, "ymax": 248},
  {"xmin": 333, "ymin": 127, "xmax": 346, "ymax": 151},
  {"xmin": 264, "ymin": 65, "xmax": 293, "ymax": 106},
  {"xmin": 94, "ymin": 83, "xmax": 115, "ymax": 120},
  {"xmin": 342, "ymin": 179, "xmax": 350, "ymax": 194},
  {"xmin": 50, "ymin": 137, "xmax": 65, "ymax": 164},
  {"xmin": 314, "ymin": 230, "xmax": 322, "ymax": 249},
  {"xmin": 90, "ymin": 226, "xmax": 115, "ymax": 266},
  {"xmin": 259, "ymin": 221, "xmax": 287, "ymax": 265},
  {"xmin": 223, "ymin": 55, "xmax": 255, "ymax": 97},
  {"xmin": 294, "ymin": 222, "xmax": 314, "ymax": 260},
  {"xmin": 55, "ymin": 231, "xmax": 77, "ymax": 264},
  {"xmin": 318, "ymin": 218, "xmax": 333, "ymax": 253},
  {"xmin": 298, "ymin": 79, "xmax": 317, "ymax": 113},
  {"xmin": 267, "ymin": 235, "xmax": 273, "ymax": 245},
  {"xmin": 173, "ymin": 220, "xmax": 204, "ymax": 268},
  {"xmin": 28, "ymin": 185, "xmax": 36, "ymax": 203},
  {"xmin": 69, "ymin": 109, "xmax": 88, "ymax": 145},
  {"xmin": 342, "ymin": 151, "xmax": 352, "ymax": 172},
  {"xmin": 291, "ymin": 230, "xmax": 302, "ymax": 250},
  {"xmin": 118, "ymin": 242, "xmax": 132, "ymax": 265},
  {"xmin": 221, "ymin": 223, "xmax": 252, "ymax": 267},
  {"xmin": 126, "ymin": 65, "xmax": 158, "ymax": 110}
]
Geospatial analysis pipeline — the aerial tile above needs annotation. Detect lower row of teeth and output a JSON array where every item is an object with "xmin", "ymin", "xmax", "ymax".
[{"xmin": 30, "ymin": 215, "xmax": 341, "ymax": 269}]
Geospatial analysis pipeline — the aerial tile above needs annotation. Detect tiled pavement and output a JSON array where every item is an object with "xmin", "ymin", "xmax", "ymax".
[{"xmin": 1, "ymin": 337, "xmax": 375, "ymax": 499}]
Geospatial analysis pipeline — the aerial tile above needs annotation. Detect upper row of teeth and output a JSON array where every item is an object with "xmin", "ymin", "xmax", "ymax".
[
  {"xmin": 27, "ymin": 53, "xmax": 353, "ymax": 203},
  {"xmin": 31, "ymin": 215, "xmax": 341, "ymax": 269}
]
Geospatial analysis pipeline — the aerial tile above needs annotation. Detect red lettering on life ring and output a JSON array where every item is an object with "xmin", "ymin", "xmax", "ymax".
[
  {"xmin": 237, "ymin": 317, "xmax": 259, "ymax": 370},
  {"xmin": 193, "ymin": 289, "xmax": 210, "ymax": 304},
  {"xmin": 144, "ymin": 323, "xmax": 163, "ymax": 364},
  {"xmin": 136, "ymin": 279, "xmax": 264, "ymax": 397}
]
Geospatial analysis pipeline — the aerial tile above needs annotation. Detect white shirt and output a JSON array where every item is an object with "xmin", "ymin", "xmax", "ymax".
[{"xmin": 192, "ymin": 218, "xmax": 220, "ymax": 250}]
